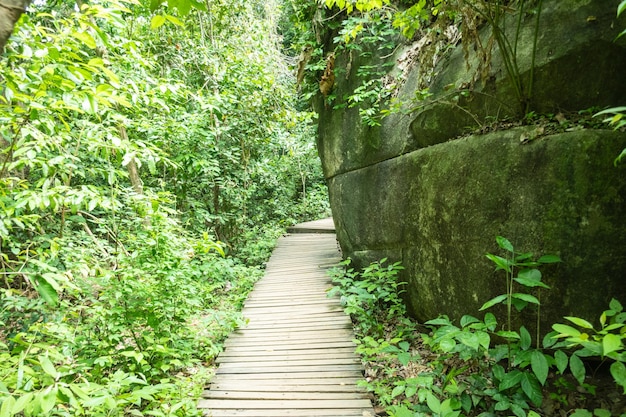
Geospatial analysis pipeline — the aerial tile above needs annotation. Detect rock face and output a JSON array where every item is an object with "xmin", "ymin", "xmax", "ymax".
[{"xmin": 316, "ymin": 0, "xmax": 626, "ymax": 332}]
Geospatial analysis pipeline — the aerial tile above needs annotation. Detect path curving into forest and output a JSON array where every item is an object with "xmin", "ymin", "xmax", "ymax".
[{"xmin": 199, "ymin": 218, "xmax": 374, "ymax": 417}]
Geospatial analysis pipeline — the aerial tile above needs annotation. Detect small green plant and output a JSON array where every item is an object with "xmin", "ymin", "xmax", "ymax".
[
  {"xmin": 552, "ymin": 298, "xmax": 626, "ymax": 393},
  {"xmin": 332, "ymin": 248, "xmax": 624, "ymax": 417},
  {"xmin": 328, "ymin": 258, "xmax": 406, "ymax": 337},
  {"xmin": 481, "ymin": 236, "xmax": 561, "ymax": 350}
]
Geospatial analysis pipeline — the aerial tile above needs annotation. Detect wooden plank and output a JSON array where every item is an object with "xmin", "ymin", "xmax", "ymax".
[
  {"xmin": 203, "ymin": 391, "xmax": 369, "ymax": 400},
  {"xmin": 220, "ymin": 341, "xmax": 356, "ymax": 352},
  {"xmin": 203, "ymin": 409, "xmax": 369, "ymax": 417},
  {"xmin": 217, "ymin": 347, "xmax": 357, "ymax": 359},
  {"xmin": 207, "ymin": 383, "xmax": 367, "ymax": 392},
  {"xmin": 244, "ymin": 315, "xmax": 350, "ymax": 325},
  {"xmin": 242, "ymin": 304, "xmax": 342, "ymax": 311},
  {"xmin": 217, "ymin": 358, "xmax": 360, "ymax": 367},
  {"xmin": 217, "ymin": 353, "xmax": 359, "ymax": 363},
  {"xmin": 237, "ymin": 322, "xmax": 352, "ymax": 336},
  {"xmin": 223, "ymin": 338, "xmax": 354, "ymax": 348},
  {"xmin": 243, "ymin": 300, "xmax": 336, "ymax": 308},
  {"xmin": 198, "ymin": 399, "xmax": 372, "ymax": 410},
  {"xmin": 208, "ymin": 377, "xmax": 363, "ymax": 387},
  {"xmin": 217, "ymin": 348, "xmax": 359, "ymax": 358},
  {"xmin": 211, "ymin": 371, "xmax": 364, "ymax": 379},
  {"xmin": 229, "ymin": 329, "xmax": 353, "ymax": 338},
  {"xmin": 215, "ymin": 364, "xmax": 363, "ymax": 374}
]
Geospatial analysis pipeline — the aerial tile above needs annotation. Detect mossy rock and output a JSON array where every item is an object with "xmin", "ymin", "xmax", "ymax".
[{"xmin": 330, "ymin": 129, "xmax": 626, "ymax": 335}]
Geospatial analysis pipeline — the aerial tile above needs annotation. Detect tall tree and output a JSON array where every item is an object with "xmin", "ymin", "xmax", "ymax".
[{"xmin": 0, "ymin": 0, "xmax": 27, "ymax": 52}]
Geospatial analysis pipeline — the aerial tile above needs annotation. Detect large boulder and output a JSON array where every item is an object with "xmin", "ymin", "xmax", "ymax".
[
  {"xmin": 317, "ymin": 0, "xmax": 626, "ymax": 331},
  {"xmin": 329, "ymin": 128, "xmax": 626, "ymax": 331}
]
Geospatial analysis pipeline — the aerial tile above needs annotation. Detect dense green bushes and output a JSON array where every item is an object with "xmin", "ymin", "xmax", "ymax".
[{"xmin": 0, "ymin": 0, "xmax": 328, "ymax": 415}]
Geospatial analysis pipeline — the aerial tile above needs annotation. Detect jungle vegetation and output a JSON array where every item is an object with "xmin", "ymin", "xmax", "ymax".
[{"xmin": 0, "ymin": 0, "xmax": 329, "ymax": 415}]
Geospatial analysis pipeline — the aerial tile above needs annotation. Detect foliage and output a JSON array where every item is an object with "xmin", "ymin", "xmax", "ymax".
[
  {"xmin": 330, "ymin": 245, "xmax": 625, "ymax": 417},
  {"xmin": 481, "ymin": 236, "xmax": 561, "ymax": 354},
  {"xmin": 552, "ymin": 298, "xmax": 626, "ymax": 393},
  {"xmin": 0, "ymin": 0, "xmax": 329, "ymax": 414},
  {"xmin": 328, "ymin": 258, "xmax": 408, "ymax": 337},
  {"xmin": 294, "ymin": 0, "xmax": 550, "ymax": 130}
]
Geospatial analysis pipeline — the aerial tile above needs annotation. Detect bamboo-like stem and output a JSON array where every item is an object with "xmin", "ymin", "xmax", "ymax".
[{"xmin": 526, "ymin": 0, "xmax": 543, "ymax": 114}]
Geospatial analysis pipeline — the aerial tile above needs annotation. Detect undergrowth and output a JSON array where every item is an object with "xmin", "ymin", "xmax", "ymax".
[
  {"xmin": 0, "ymin": 203, "xmax": 276, "ymax": 417},
  {"xmin": 328, "ymin": 241, "xmax": 626, "ymax": 417}
]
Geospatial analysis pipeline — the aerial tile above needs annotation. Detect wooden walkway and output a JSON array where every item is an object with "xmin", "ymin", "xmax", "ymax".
[{"xmin": 199, "ymin": 218, "xmax": 374, "ymax": 417}]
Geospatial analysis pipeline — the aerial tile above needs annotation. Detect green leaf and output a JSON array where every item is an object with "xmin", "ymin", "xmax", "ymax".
[
  {"xmin": 520, "ymin": 326, "xmax": 532, "ymax": 350},
  {"xmin": 439, "ymin": 338, "xmax": 456, "ymax": 352},
  {"xmin": 610, "ymin": 361, "xmax": 626, "ymax": 393},
  {"xmin": 610, "ymin": 298, "xmax": 623, "ymax": 312},
  {"xmin": 405, "ymin": 384, "xmax": 418, "ymax": 398},
  {"xmin": 498, "ymin": 370, "xmax": 523, "ymax": 390},
  {"xmin": 514, "ymin": 270, "xmax": 550, "ymax": 289},
  {"xmin": 33, "ymin": 276, "xmax": 58, "ymax": 307},
  {"xmin": 425, "ymin": 317, "xmax": 452, "ymax": 326},
  {"xmin": 165, "ymin": 15, "xmax": 184, "ymax": 26},
  {"xmin": 594, "ymin": 409, "xmax": 611, "ymax": 417},
  {"xmin": 493, "ymin": 364, "xmax": 505, "ymax": 380},
  {"xmin": 495, "ymin": 399, "xmax": 511, "ymax": 411},
  {"xmin": 72, "ymin": 31, "xmax": 96, "ymax": 49},
  {"xmin": 595, "ymin": 106, "xmax": 626, "ymax": 116},
  {"xmin": 150, "ymin": 15, "xmax": 167, "ymax": 29},
  {"xmin": 40, "ymin": 386, "xmax": 58, "ymax": 414},
  {"xmin": 391, "ymin": 385, "xmax": 405, "ymax": 398},
  {"xmin": 479, "ymin": 294, "xmax": 508, "ymax": 311},
  {"xmin": 618, "ymin": 0, "xmax": 626, "ymax": 17},
  {"xmin": 11, "ymin": 393, "xmax": 33, "ymax": 415},
  {"xmin": 537, "ymin": 254, "xmax": 561, "ymax": 263},
  {"xmin": 457, "ymin": 332, "xmax": 480, "ymax": 351},
  {"xmin": 602, "ymin": 333, "xmax": 622, "ymax": 357},
  {"xmin": 510, "ymin": 403, "xmax": 526, "ymax": 417},
  {"xmin": 39, "ymin": 356, "xmax": 60, "ymax": 379},
  {"xmin": 497, "ymin": 330, "xmax": 521, "ymax": 340},
  {"xmin": 570, "ymin": 354, "xmax": 586, "ymax": 385},
  {"xmin": 188, "ymin": 0, "xmax": 207, "ymax": 11},
  {"xmin": 565, "ymin": 316, "xmax": 595, "ymax": 330},
  {"xmin": 0, "ymin": 395, "xmax": 16, "ymax": 417},
  {"xmin": 496, "ymin": 236, "xmax": 514, "ymax": 252},
  {"xmin": 520, "ymin": 372, "xmax": 543, "ymax": 406},
  {"xmin": 391, "ymin": 405, "xmax": 415, "ymax": 417},
  {"xmin": 426, "ymin": 392, "xmax": 441, "ymax": 414},
  {"xmin": 460, "ymin": 315, "xmax": 480, "ymax": 328},
  {"xmin": 486, "ymin": 254, "xmax": 512, "ymax": 272},
  {"xmin": 552, "ymin": 323, "xmax": 581, "ymax": 338},
  {"xmin": 570, "ymin": 410, "xmax": 593, "ymax": 417},
  {"xmin": 531, "ymin": 350, "xmax": 549, "ymax": 385},
  {"xmin": 477, "ymin": 331, "xmax": 490, "ymax": 351},
  {"xmin": 483, "ymin": 312, "xmax": 497, "ymax": 331},
  {"xmin": 615, "ymin": 147, "xmax": 626, "ymax": 165},
  {"xmin": 511, "ymin": 293, "xmax": 540, "ymax": 305},
  {"xmin": 554, "ymin": 350, "xmax": 568, "ymax": 374}
]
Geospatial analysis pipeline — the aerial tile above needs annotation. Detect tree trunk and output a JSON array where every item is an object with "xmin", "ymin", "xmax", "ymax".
[
  {"xmin": 0, "ymin": 0, "xmax": 28, "ymax": 53},
  {"xmin": 118, "ymin": 125, "xmax": 143, "ymax": 195}
]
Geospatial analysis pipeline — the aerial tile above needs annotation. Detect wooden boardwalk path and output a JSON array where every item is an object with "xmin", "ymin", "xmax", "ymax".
[{"xmin": 199, "ymin": 218, "xmax": 374, "ymax": 417}]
